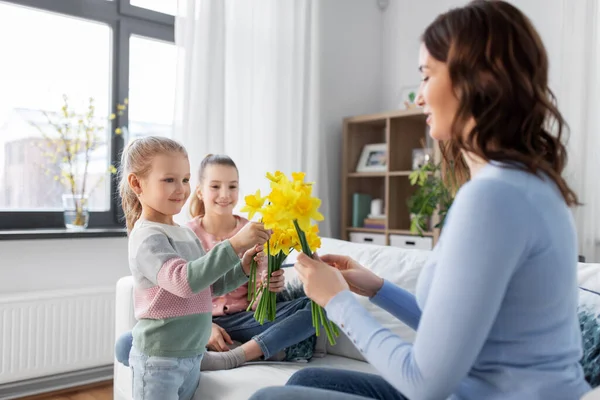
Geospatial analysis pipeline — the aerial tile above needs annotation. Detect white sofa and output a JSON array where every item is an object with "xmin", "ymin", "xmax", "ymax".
[{"xmin": 114, "ymin": 237, "xmax": 600, "ymax": 400}]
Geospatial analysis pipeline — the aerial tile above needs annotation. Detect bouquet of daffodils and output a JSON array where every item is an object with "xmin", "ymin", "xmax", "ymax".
[{"xmin": 241, "ymin": 171, "xmax": 339, "ymax": 345}]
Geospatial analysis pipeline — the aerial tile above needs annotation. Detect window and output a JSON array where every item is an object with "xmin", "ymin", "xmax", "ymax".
[
  {"xmin": 0, "ymin": 0, "xmax": 175, "ymax": 230},
  {"xmin": 0, "ymin": 3, "xmax": 111, "ymax": 212},
  {"xmin": 128, "ymin": 36, "xmax": 177, "ymax": 140}
]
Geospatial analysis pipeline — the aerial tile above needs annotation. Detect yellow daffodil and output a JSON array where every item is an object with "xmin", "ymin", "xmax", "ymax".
[
  {"xmin": 305, "ymin": 224, "xmax": 322, "ymax": 252},
  {"xmin": 292, "ymin": 172, "xmax": 305, "ymax": 182},
  {"xmin": 292, "ymin": 193, "xmax": 324, "ymax": 231},
  {"xmin": 266, "ymin": 171, "xmax": 285, "ymax": 184},
  {"xmin": 260, "ymin": 204, "xmax": 282, "ymax": 230},
  {"xmin": 240, "ymin": 190, "xmax": 266, "ymax": 221}
]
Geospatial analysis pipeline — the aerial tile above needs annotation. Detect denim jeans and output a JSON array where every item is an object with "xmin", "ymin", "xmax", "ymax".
[
  {"xmin": 115, "ymin": 297, "xmax": 315, "ymax": 365},
  {"xmin": 213, "ymin": 297, "xmax": 315, "ymax": 359},
  {"xmin": 249, "ymin": 368, "xmax": 408, "ymax": 400},
  {"xmin": 129, "ymin": 346, "xmax": 203, "ymax": 400}
]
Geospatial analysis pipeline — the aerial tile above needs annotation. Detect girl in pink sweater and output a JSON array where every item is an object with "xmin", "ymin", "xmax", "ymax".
[{"xmin": 116, "ymin": 154, "xmax": 316, "ymax": 370}]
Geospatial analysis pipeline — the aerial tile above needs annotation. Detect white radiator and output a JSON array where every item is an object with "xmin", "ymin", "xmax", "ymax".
[{"xmin": 0, "ymin": 286, "xmax": 115, "ymax": 384}]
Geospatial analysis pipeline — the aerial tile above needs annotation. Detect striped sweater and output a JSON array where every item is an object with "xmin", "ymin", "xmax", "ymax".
[{"xmin": 128, "ymin": 218, "xmax": 249, "ymax": 357}]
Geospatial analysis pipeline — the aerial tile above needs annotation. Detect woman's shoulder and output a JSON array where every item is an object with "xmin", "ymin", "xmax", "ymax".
[{"xmin": 460, "ymin": 162, "xmax": 563, "ymax": 207}]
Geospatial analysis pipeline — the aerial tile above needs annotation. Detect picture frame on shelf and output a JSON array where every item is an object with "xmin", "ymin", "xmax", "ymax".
[
  {"xmin": 356, "ymin": 143, "xmax": 387, "ymax": 172},
  {"xmin": 400, "ymin": 85, "xmax": 421, "ymax": 110}
]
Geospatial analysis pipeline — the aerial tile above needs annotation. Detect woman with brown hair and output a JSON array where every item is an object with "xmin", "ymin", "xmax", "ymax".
[{"xmin": 249, "ymin": 1, "xmax": 591, "ymax": 399}]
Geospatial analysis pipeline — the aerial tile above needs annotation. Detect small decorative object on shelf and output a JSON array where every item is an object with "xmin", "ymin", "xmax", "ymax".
[
  {"xmin": 400, "ymin": 85, "xmax": 421, "ymax": 110},
  {"xmin": 31, "ymin": 95, "xmax": 127, "ymax": 230},
  {"xmin": 370, "ymin": 198, "xmax": 384, "ymax": 217},
  {"xmin": 412, "ymin": 148, "xmax": 434, "ymax": 170},
  {"xmin": 356, "ymin": 143, "xmax": 387, "ymax": 172},
  {"xmin": 407, "ymin": 161, "xmax": 454, "ymax": 235},
  {"xmin": 363, "ymin": 217, "xmax": 385, "ymax": 230}
]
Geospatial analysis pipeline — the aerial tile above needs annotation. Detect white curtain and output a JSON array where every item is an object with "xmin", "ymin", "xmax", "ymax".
[
  {"xmin": 559, "ymin": 0, "xmax": 600, "ymax": 262},
  {"xmin": 173, "ymin": 0, "xmax": 332, "ymax": 237}
]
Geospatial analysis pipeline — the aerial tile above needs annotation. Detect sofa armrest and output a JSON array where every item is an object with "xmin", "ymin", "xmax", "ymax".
[{"xmin": 115, "ymin": 276, "xmax": 136, "ymax": 340}]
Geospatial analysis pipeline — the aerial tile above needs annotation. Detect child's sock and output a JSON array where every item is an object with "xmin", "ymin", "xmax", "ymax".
[{"xmin": 200, "ymin": 346, "xmax": 246, "ymax": 371}]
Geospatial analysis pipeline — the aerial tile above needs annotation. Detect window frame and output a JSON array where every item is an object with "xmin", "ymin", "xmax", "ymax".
[{"xmin": 0, "ymin": 0, "xmax": 175, "ymax": 230}]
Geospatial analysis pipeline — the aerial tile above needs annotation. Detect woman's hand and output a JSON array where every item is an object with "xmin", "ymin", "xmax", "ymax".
[
  {"xmin": 241, "ymin": 245, "xmax": 264, "ymax": 276},
  {"xmin": 207, "ymin": 323, "xmax": 233, "ymax": 352},
  {"xmin": 294, "ymin": 253, "xmax": 349, "ymax": 307},
  {"xmin": 260, "ymin": 269, "xmax": 285, "ymax": 293},
  {"xmin": 320, "ymin": 254, "xmax": 384, "ymax": 298}
]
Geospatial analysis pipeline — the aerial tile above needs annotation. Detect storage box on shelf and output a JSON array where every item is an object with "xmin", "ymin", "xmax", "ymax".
[{"xmin": 341, "ymin": 108, "xmax": 439, "ymax": 250}]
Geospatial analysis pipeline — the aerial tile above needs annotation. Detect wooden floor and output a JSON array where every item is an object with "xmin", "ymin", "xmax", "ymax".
[{"xmin": 20, "ymin": 381, "xmax": 112, "ymax": 400}]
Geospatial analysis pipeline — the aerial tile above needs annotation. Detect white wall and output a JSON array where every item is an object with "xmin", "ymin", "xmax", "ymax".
[
  {"xmin": 0, "ymin": 237, "xmax": 128, "ymax": 294},
  {"xmin": 381, "ymin": 0, "xmax": 564, "ymax": 110},
  {"xmin": 319, "ymin": 0, "xmax": 384, "ymax": 238}
]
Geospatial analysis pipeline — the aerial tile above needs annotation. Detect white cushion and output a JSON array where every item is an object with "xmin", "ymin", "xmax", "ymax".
[{"xmin": 578, "ymin": 262, "xmax": 600, "ymax": 291}]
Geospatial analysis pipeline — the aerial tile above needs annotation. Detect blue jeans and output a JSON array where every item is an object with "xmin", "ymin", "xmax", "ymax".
[
  {"xmin": 115, "ymin": 297, "xmax": 315, "ymax": 365},
  {"xmin": 249, "ymin": 368, "xmax": 408, "ymax": 400},
  {"xmin": 213, "ymin": 297, "xmax": 315, "ymax": 359},
  {"xmin": 129, "ymin": 346, "xmax": 203, "ymax": 400}
]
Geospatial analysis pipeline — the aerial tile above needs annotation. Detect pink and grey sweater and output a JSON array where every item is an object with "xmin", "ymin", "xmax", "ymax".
[
  {"xmin": 187, "ymin": 216, "xmax": 267, "ymax": 317},
  {"xmin": 128, "ymin": 218, "xmax": 248, "ymax": 358}
]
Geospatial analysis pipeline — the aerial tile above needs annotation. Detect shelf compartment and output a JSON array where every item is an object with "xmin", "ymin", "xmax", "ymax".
[
  {"xmin": 388, "ymin": 114, "xmax": 428, "ymax": 172},
  {"xmin": 344, "ymin": 119, "xmax": 388, "ymax": 174},
  {"xmin": 387, "ymin": 176, "xmax": 417, "ymax": 231},
  {"xmin": 345, "ymin": 176, "xmax": 386, "ymax": 230}
]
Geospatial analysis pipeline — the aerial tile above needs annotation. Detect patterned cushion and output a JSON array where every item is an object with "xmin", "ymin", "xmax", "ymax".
[{"xmin": 578, "ymin": 287, "xmax": 600, "ymax": 388}]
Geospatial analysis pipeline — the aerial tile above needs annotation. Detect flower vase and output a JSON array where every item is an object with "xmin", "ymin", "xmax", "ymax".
[{"xmin": 62, "ymin": 194, "xmax": 89, "ymax": 230}]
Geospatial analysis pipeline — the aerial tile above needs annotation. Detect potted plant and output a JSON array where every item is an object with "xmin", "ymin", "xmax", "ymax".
[
  {"xmin": 32, "ymin": 95, "xmax": 127, "ymax": 229},
  {"xmin": 407, "ymin": 161, "xmax": 454, "ymax": 235}
]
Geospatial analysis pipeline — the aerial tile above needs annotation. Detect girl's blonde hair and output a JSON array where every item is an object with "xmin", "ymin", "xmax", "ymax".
[
  {"xmin": 189, "ymin": 154, "xmax": 238, "ymax": 219},
  {"xmin": 118, "ymin": 136, "xmax": 188, "ymax": 232}
]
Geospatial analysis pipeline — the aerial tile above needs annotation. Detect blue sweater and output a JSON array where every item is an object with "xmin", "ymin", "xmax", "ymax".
[{"xmin": 326, "ymin": 163, "xmax": 591, "ymax": 400}]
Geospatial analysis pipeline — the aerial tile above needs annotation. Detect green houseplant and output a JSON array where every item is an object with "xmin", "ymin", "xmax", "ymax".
[{"xmin": 407, "ymin": 161, "xmax": 454, "ymax": 235}]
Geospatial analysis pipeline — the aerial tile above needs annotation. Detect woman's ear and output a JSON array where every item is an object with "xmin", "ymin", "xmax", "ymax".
[
  {"xmin": 195, "ymin": 184, "xmax": 202, "ymax": 200},
  {"xmin": 128, "ymin": 173, "xmax": 142, "ymax": 196}
]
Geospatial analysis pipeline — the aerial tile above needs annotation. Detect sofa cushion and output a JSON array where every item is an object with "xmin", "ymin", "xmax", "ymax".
[{"xmin": 194, "ymin": 355, "xmax": 378, "ymax": 400}]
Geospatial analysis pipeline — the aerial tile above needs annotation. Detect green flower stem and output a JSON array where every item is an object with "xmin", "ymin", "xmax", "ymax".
[
  {"xmin": 247, "ymin": 259, "xmax": 258, "ymax": 301},
  {"xmin": 293, "ymin": 220, "xmax": 339, "ymax": 346}
]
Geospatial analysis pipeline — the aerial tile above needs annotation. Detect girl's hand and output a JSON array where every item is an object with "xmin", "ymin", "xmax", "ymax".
[
  {"xmin": 260, "ymin": 269, "xmax": 285, "ymax": 293},
  {"xmin": 294, "ymin": 253, "xmax": 349, "ymax": 307},
  {"xmin": 241, "ymin": 245, "xmax": 264, "ymax": 276},
  {"xmin": 207, "ymin": 323, "xmax": 233, "ymax": 352},
  {"xmin": 320, "ymin": 254, "xmax": 384, "ymax": 298},
  {"xmin": 229, "ymin": 222, "xmax": 271, "ymax": 255}
]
